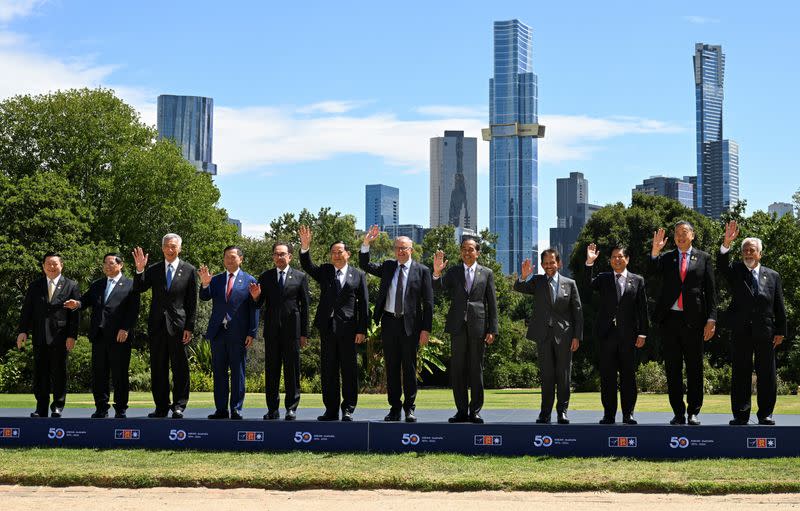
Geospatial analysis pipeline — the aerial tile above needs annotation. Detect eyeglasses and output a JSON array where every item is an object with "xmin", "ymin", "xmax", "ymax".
[
  {"xmin": 394, "ymin": 246, "xmax": 412, "ymax": 252},
  {"xmin": 273, "ymin": 252, "xmax": 289, "ymax": 257}
]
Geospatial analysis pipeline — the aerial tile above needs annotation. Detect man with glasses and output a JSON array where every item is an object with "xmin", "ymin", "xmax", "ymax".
[
  {"xmin": 360, "ymin": 225, "xmax": 433, "ymax": 423},
  {"xmin": 249, "ymin": 242, "xmax": 310, "ymax": 421}
]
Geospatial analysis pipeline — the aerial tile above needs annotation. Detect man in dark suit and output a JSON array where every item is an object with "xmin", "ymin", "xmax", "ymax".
[
  {"xmin": 360, "ymin": 225, "xmax": 433, "ymax": 423},
  {"xmin": 584, "ymin": 243, "xmax": 648, "ymax": 425},
  {"xmin": 132, "ymin": 233, "xmax": 197, "ymax": 419},
  {"xmin": 299, "ymin": 226, "xmax": 369, "ymax": 421},
  {"xmin": 199, "ymin": 246, "xmax": 259, "ymax": 420},
  {"xmin": 720, "ymin": 220, "xmax": 786, "ymax": 425},
  {"xmin": 17, "ymin": 252, "xmax": 80, "ymax": 418},
  {"xmin": 63, "ymin": 253, "xmax": 140, "ymax": 418},
  {"xmin": 249, "ymin": 242, "xmax": 310, "ymax": 421},
  {"xmin": 432, "ymin": 237, "xmax": 498, "ymax": 424},
  {"xmin": 650, "ymin": 221, "xmax": 717, "ymax": 425},
  {"xmin": 514, "ymin": 248, "xmax": 583, "ymax": 425}
]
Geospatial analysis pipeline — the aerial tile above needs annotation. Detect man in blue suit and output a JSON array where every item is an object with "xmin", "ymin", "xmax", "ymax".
[{"xmin": 199, "ymin": 246, "xmax": 259, "ymax": 420}]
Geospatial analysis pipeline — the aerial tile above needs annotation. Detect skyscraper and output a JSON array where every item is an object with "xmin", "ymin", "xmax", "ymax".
[
  {"xmin": 694, "ymin": 43, "xmax": 739, "ymax": 217},
  {"xmin": 365, "ymin": 184, "xmax": 399, "ymax": 230},
  {"xmin": 484, "ymin": 19, "xmax": 544, "ymax": 274},
  {"xmin": 633, "ymin": 176, "xmax": 695, "ymax": 209},
  {"xmin": 768, "ymin": 202, "xmax": 794, "ymax": 218},
  {"xmin": 430, "ymin": 131, "xmax": 477, "ymax": 230},
  {"xmin": 157, "ymin": 95, "xmax": 217, "ymax": 175},
  {"xmin": 549, "ymin": 172, "xmax": 600, "ymax": 276}
]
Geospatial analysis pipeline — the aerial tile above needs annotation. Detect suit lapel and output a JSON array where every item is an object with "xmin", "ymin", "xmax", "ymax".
[{"xmin": 50, "ymin": 277, "xmax": 67, "ymax": 303}]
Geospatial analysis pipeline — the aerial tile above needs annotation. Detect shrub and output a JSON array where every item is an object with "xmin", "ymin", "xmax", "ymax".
[{"xmin": 637, "ymin": 361, "xmax": 668, "ymax": 393}]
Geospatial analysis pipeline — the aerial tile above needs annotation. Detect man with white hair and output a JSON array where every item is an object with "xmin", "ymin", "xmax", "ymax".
[
  {"xmin": 132, "ymin": 234, "xmax": 198, "ymax": 419},
  {"xmin": 720, "ymin": 220, "xmax": 786, "ymax": 425}
]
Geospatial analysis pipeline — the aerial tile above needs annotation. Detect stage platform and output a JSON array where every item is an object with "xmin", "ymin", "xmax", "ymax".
[{"xmin": 1, "ymin": 408, "xmax": 797, "ymax": 458}]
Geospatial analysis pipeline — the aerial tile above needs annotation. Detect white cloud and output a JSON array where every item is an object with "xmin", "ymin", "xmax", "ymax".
[
  {"xmin": 241, "ymin": 223, "xmax": 270, "ymax": 239},
  {"xmin": 415, "ymin": 105, "xmax": 488, "ymax": 118},
  {"xmin": 684, "ymin": 15, "xmax": 720, "ymax": 24},
  {"xmin": 296, "ymin": 100, "xmax": 369, "ymax": 114},
  {"xmin": 0, "ymin": 0, "xmax": 44, "ymax": 22}
]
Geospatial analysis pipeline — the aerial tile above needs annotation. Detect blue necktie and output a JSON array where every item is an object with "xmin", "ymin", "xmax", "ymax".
[
  {"xmin": 166, "ymin": 264, "xmax": 173, "ymax": 290},
  {"xmin": 750, "ymin": 269, "xmax": 759, "ymax": 295},
  {"xmin": 104, "ymin": 279, "xmax": 115, "ymax": 302}
]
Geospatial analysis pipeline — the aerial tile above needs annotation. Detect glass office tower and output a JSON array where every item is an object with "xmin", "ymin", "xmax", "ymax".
[
  {"xmin": 157, "ymin": 95, "xmax": 217, "ymax": 175},
  {"xmin": 365, "ymin": 184, "xmax": 399, "ymax": 230},
  {"xmin": 430, "ymin": 130, "xmax": 477, "ymax": 230}
]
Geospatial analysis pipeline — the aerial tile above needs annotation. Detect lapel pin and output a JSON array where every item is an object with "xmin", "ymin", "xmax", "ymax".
[{"xmin": 288, "ymin": 275, "xmax": 293, "ymax": 279}]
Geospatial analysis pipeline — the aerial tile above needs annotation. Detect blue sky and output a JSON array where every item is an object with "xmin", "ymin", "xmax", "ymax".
[{"xmin": 1, "ymin": 1, "xmax": 797, "ymax": 247}]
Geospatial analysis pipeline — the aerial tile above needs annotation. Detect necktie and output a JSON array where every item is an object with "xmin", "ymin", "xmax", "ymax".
[
  {"xmin": 104, "ymin": 279, "xmax": 115, "ymax": 302},
  {"xmin": 226, "ymin": 273, "xmax": 235, "ymax": 301},
  {"xmin": 547, "ymin": 276, "xmax": 555, "ymax": 304},
  {"xmin": 335, "ymin": 269, "xmax": 343, "ymax": 293},
  {"xmin": 394, "ymin": 264, "xmax": 405, "ymax": 315},
  {"xmin": 677, "ymin": 252, "xmax": 687, "ymax": 310},
  {"xmin": 278, "ymin": 270, "xmax": 285, "ymax": 290},
  {"xmin": 465, "ymin": 267, "xmax": 473, "ymax": 293},
  {"xmin": 615, "ymin": 273, "xmax": 623, "ymax": 302},
  {"xmin": 750, "ymin": 269, "xmax": 759, "ymax": 295},
  {"xmin": 48, "ymin": 279, "xmax": 56, "ymax": 302},
  {"xmin": 166, "ymin": 264, "xmax": 174, "ymax": 290}
]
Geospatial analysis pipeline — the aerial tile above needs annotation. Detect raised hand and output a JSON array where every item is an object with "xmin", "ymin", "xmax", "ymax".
[
  {"xmin": 248, "ymin": 282, "xmax": 261, "ymax": 301},
  {"xmin": 363, "ymin": 224, "xmax": 380, "ymax": 246},
  {"xmin": 433, "ymin": 250, "xmax": 448, "ymax": 276},
  {"xmin": 299, "ymin": 225, "xmax": 312, "ymax": 251},
  {"xmin": 723, "ymin": 220, "xmax": 739, "ymax": 249},
  {"xmin": 651, "ymin": 228, "xmax": 667, "ymax": 257},
  {"xmin": 520, "ymin": 258, "xmax": 534, "ymax": 280},
  {"xmin": 198, "ymin": 265, "xmax": 212, "ymax": 287},
  {"xmin": 586, "ymin": 243, "xmax": 600, "ymax": 265},
  {"xmin": 132, "ymin": 246, "xmax": 149, "ymax": 272},
  {"xmin": 63, "ymin": 299, "xmax": 81, "ymax": 310}
]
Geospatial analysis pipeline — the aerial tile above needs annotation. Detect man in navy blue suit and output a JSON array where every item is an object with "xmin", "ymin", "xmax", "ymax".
[{"xmin": 199, "ymin": 246, "xmax": 259, "ymax": 420}]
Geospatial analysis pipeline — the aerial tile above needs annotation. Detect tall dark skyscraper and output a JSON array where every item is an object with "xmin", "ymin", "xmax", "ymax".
[
  {"xmin": 430, "ymin": 131, "xmax": 477, "ymax": 230},
  {"xmin": 365, "ymin": 184, "xmax": 399, "ymax": 230},
  {"xmin": 694, "ymin": 43, "xmax": 739, "ymax": 217},
  {"xmin": 157, "ymin": 95, "xmax": 217, "ymax": 175},
  {"xmin": 484, "ymin": 19, "xmax": 544, "ymax": 274},
  {"xmin": 549, "ymin": 172, "xmax": 600, "ymax": 276}
]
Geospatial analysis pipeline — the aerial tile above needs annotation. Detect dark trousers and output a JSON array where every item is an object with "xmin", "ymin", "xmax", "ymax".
[
  {"xmin": 731, "ymin": 327, "xmax": 776, "ymax": 421},
  {"xmin": 320, "ymin": 323, "xmax": 358, "ymax": 416},
  {"xmin": 450, "ymin": 322, "xmax": 485, "ymax": 416},
  {"xmin": 537, "ymin": 328, "xmax": 573, "ymax": 418},
  {"xmin": 211, "ymin": 328, "xmax": 247, "ymax": 414},
  {"xmin": 599, "ymin": 329, "xmax": 637, "ymax": 418},
  {"xmin": 32, "ymin": 342, "xmax": 67, "ymax": 415},
  {"xmin": 91, "ymin": 334, "xmax": 132, "ymax": 413},
  {"xmin": 382, "ymin": 314, "xmax": 418, "ymax": 413},
  {"xmin": 149, "ymin": 330, "xmax": 190, "ymax": 413},
  {"xmin": 265, "ymin": 328, "xmax": 301, "ymax": 412},
  {"xmin": 662, "ymin": 311, "xmax": 704, "ymax": 417}
]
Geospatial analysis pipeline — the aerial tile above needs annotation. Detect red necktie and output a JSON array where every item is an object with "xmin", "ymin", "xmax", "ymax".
[
  {"xmin": 678, "ymin": 252, "xmax": 687, "ymax": 309},
  {"xmin": 226, "ymin": 273, "xmax": 235, "ymax": 301}
]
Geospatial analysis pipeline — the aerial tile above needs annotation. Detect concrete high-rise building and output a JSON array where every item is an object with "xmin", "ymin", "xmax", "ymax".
[
  {"xmin": 365, "ymin": 184, "xmax": 399, "ymax": 230},
  {"xmin": 633, "ymin": 176, "xmax": 695, "ymax": 209},
  {"xmin": 484, "ymin": 19, "xmax": 545, "ymax": 274},
  {"xmin": 768, "ymin": 202, "xmax": 794, "ymax": 218},
  {"xmin": 694, "ymin": 43, "xmax": 739, "ymax": 217},
  {"xmin": 549, "ymin": 172, "xmax": 600, "ymax": 276},
  {"xmin": 430, "ymin": 131, "xmax": 477, "ymax": 231},
  {"xmin": 384, "ymin": 224, "xmax": 427, "ymax": 245},
  {"xmin": 157, "ymin": 95, "xmax": 217, "ymax": 175}
]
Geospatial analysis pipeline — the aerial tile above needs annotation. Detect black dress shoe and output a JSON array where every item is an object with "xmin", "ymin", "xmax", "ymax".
[
  {"xmin": 622, "ymin": 415, "xmax": 638, "ymax": 425},
  {"xmin": 599, "ymin": 416, "xmax": 615, "ymax": 425},
  {"xmin": 208, "ymin": 411, "xmax": 229, "ymax": 420},
  {"xmin": 729, "ymin": 418, "xmax": 749, "ymax": 425},
  {"xmin": 172, "ymin": 409, "xmax": 184, "ymax": 419},
  {"xmin": 30, "ymin": 412, "xmax": 44, "ymax": 418},
  {"xmin": 669, "ymin": 415, "xmax": 686, "ymax": 425},
  {"xmin": 758, "ymin": 416, "xmax": 776, "ymax": 426},
  {"xmin": 687, "ymin": 414, "xmax": 701, "ymax": 426},
  {"xmin": 284, "ymin": 410, "xmax": 296, "ymax": 421},
  {"xmin": 317, "ymin": 413, "xmax": 338, "ymax": 421},
  {"xmin": 405, "ymin": 411, "xmax": 417, "ymax": 423},
  {"xmin": 263, "ymin": 410, "xmax": 280, "ymax": 420},
  {"xmin": 114, "ymin": 412, "xmax": 127, "ymax": 419},
  {"xmin": 230, "ymin": 411, "xmax": 243, "ymax": 420},
  {"xmin": 91, "ymin": 410, "xmax": 108, "ymax": 419},
  {"xmin": 470, "ymin": 413, "xmax": 484, "ymax": 424},
  {"xmin": 51, "ymin": 409, "xmax": 62, "ymax": 418},
  {"xmin": 341, "ymin": 412, "xmax": 353, "ymax": 422},
  {"xmin": 557, "ymin": 412, "xmax": 570, "ymax": 425},
  {"xmin": 148, "ymin": 410, "xmax": 168, "ymax": 418},
  {"xmin": 448, "ymin": 413, "xmax": 470, "ymax": 423},
  {"xmin": 384, "ymin": 411, "xmax": 401, "ymax": 422}
]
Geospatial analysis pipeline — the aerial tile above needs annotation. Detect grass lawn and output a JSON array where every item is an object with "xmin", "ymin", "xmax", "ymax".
[{"xmin": 1, "ymin": 389, "xmax": 798, "ymax": 414}]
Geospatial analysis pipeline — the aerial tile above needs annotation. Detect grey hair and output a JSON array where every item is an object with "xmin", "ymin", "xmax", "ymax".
[
  {"xmin": 741, "ymin": 237, "xmax": 763, "ymax": 254},
  {"xmin": 162, "ymin": 233, "xmax": 182, "ymax": 248}
]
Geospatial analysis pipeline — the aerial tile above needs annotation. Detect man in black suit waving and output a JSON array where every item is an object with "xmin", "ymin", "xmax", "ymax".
[
  {"xmin": 584, "ymin": 243, "xmax": 648, "ymax": 425},
  {"xmin": 360, "ymin": 225, "xmax": 433, "ymax": 423},
  {"xmin": 650, "ymin": 221, "xmax": 717, "ymax": 425},
  {"xmin": 17, "ymin": 253, "xmax": 80, "ymax": 418},
  {"xmin": 299, "ymin": 226, "xmax": 369, "ymax": 422},
  {"xmin": 720, "ymin": 221, "xmax": 786, "ymax": 425},
  {"xmin": 249, "ymin": 242, "xmax": 310, "ymax": 421},
  {"xmin": 432, "ymin": 237, "xmax": 498, "ymax": 424},
  {"xmin": 132, "ymin": 233, "xmax": 197, "ymax": 419},
  {"xmin": 64, "ymin": 253, "xmax": 141, "ymax": 418}
]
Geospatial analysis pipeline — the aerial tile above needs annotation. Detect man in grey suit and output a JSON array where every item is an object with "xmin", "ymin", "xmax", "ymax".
[
  {"xmin": 432, "ymin": 237, "xmax": 498, "ymax": 424},
  {"xmin": 514, "ymin": 248, "xmax": 583, "ymax": 424}
]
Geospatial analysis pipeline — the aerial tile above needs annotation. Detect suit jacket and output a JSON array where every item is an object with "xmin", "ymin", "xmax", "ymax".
[
  {"xmin": 77, "ymin": 275, "xmax": 140, "ymax": 343},
  {"xmin": 649, "ymin": 248, "xmax": 717, "ymax": 327},
  {"xmin": 300, "ymin": 251, "xmax": 369, "ymax": 336},
  {"xmin": 255, "ymin": 266, "xmax": 310, "ymax": 341},
  {"xmin": 359, "ymin": 250, "xmax": 433, "ymax": 337},
  {"xmin": 514, "ymin": 273, "xmax": 583, "ymax": 343},
  {"xmin": 134, "ymin": 259, "xmax": 198, "ymax": 337},
  {"xmin": 18, "ymin": 275, "xmax": 80, "ymax": 346},
  {"xmin": 199, "ymin": 270, "xmax": 259, "ymax": 341},
  {"xmin": 584, "ymin": 266, "xmax": 648, "ymax": 342},
  {"xmin": 433, "ymin": 263, "xmax": 499, "ymax": 340},
  {"xmin": 718, "ymin": 250, "xmax": 786, "ymax": 340}
]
